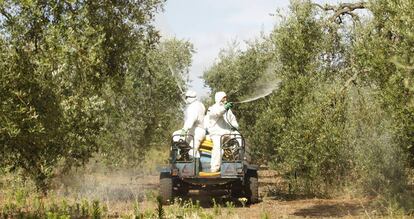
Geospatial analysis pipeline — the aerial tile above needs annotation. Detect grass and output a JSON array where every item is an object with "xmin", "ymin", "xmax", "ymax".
[
  {"xmin": 0, "ymin": 154, "xmax": 248, "ymax": 219},
  {"xmin": 1, "ymin": 146, "xmax": 413, "ymax": 218},
  {"xmin": 1, "ymin": 174, "xmax": 413, "ymax": 219},
  {"xmin": 0, "ymin": 192, "xmax": 243, "ymax": 219}
]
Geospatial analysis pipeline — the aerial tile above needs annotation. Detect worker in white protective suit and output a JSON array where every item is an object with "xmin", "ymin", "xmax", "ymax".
[
  {"xmin": 172, "ymin": 90, "xmax": 206, "ymax": 158},
  {"xmin": 206, "ymin": 91, "xmax": 239, "ymax": 172}
]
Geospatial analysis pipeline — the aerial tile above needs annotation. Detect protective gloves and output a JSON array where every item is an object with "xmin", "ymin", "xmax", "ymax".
[{"xmin": 224, "ymin": 102, "xmax": 234, "ymax": 110}]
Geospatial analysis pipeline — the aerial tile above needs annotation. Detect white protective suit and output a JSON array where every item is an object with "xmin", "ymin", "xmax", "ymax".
[
  {"xmin": 173, "ymin": 90, "xmax": 206, "ymax": 158},
  {"xmin": 206, "ymin": 91, "xmax": 239, "ymax": 172}
]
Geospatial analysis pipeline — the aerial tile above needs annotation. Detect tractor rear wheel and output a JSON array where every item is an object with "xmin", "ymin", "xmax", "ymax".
[
  {"xmin": 159, "ymin": 172, "xmax": 173, "ymax": 204},
  {"xmin": 230, "ymin": 180, "xmax": 243, "ymax": 198},
  {"xmin": 245, "ymin": 170, "xmax": 259, "ymax": 203}
]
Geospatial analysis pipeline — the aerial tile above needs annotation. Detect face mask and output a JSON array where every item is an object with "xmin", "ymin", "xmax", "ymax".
[{"xmin": 185, "ymin": 96, "xmax": 196, "ymax": 104}]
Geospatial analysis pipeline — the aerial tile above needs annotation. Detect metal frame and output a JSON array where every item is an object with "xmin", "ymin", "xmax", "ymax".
[
  {"xmin": 170, "ymin": 134, "xmax": 195, "ymax": 163},
  {"xmin": 167, "ymin": 133, "xmax": 250, "ymax": 186},
  {"xmin": 220, "ymin": 133, "xmax": 245, "ymax": 162}
]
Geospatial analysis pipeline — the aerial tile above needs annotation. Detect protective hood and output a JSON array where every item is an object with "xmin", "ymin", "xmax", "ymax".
[
  {"xmin": 214, "ymin": 91, "xmax": 227, "ymax": 104},
  {"xmin": 185, "ymin": 90, "xmax": 197, "ymax": 104}
]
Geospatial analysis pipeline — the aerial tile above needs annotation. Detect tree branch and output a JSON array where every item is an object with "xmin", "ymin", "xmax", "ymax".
[
  {"xmin": 0, "ymin": 8, "xmax": 12, "ymax": 21},
  {"xmin": 312, "ymin": 2, "xmax": 367, "ymax": 24},
  {"xmin": 340, "ymin": 72, "xmax": 359, "ymax": 93}
]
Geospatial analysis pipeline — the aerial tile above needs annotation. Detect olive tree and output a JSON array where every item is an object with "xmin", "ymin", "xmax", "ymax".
[{"xmin": 0, "ymin": 0, "xmax": 165, "ymax": 192}]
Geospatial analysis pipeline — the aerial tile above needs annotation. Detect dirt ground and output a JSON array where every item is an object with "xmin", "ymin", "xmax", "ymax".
[
  {"xmin": 74, "ymin": 169, "xmax": 373, "ymax": 218},
  {"xmin": 188, "ymin": 170, "xmax": 372, "ymax": 218},
  {"xmin": 0, "ymin": 168, "xmax": 376, "ymax": 218},
  {"xmin": 164, "ymin": 190, "xmax": 371, "ymax": 218}
]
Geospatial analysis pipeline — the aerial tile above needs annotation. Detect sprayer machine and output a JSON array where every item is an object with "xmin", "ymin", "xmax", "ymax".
[{"xmin": 159, "ymin": 132, "xmax": 259, "ymax": 204}]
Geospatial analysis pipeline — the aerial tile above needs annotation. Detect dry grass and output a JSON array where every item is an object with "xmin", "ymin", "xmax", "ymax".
[
  {"xmin": 1, "ymin": 148, "xmax": 412, "ymax": 218},
  {"xmin": 1, "ymin": 167, "xmax": 384, "ymax": 218}
]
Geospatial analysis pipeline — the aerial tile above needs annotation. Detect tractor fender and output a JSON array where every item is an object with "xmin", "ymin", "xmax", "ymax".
[
  {"xmin": 246, "ymin": 164, "xmax": 259, "ymax": 171},
  {"xmin": 157, "ymin": 166, "xmax": 171, "ymax": 174}
]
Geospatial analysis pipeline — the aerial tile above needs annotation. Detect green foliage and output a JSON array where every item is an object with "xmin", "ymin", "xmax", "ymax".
[
  {"xmin": 345, "ymin": 87, "xmax": 411, "ymax": 208},
  {"xmin": 0, "ymin": 0, "xmax": 190, "ymax": 192},
  {"xmin": 98, "ymin": 38, "xmax": 193, "ymax": 167},
  {"xmin": 91, "ymin": 200, "xmax": 101, "ymax": 219},
  {"xmin": 156, "ymin": 196, "xmax": 165, "ymax": 219},
  {"xmin": 0, "ymin": 191, "xmax": 256, "ymax": 219},
  {"xmin": 260, "ymin": 211, "xmax": 270, "ymax": 219},
  {"xmin": 0, "ymin": 197, "xmax": 108, "ymax": 218},
  {"xmin": 276, "ymin": 83, "xmax": 349, "ymax": 194},
  {"xmin": 164, "ymin": 198, "xmax": 204, "ymax": 218},
  {"xmin": 252, "ymin": 0, "xmax": 324, "ymax": 164},
  {"xmin": 212, "ymin": 198, "xmax": 221, "ymax": 216},
  {"xmin": 1, "ymin": 0, "xmax": 413, "ymax": 214},
  {"xmin": 348, "ymin": 0, "xmax": 414, "ymax": 210},
  {"xmin": 352, "ymin": 0, "xmax": 414, "ymax": 164},
  {"xmin": 203, "ymin": 38, "xmax": 277, "ymax": 161},
  {"xmin": 203, "ymin": 0, "xmax": 414, "ymax": 211}
]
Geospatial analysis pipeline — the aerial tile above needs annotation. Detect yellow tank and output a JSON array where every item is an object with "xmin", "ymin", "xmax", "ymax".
[
  {"xmin": 200, "ymin": 138, "xmax": 213, "ymax": 153},
  {"xmin": 199, "ymin": 171, "xmax": 220, "ymax": 177}
]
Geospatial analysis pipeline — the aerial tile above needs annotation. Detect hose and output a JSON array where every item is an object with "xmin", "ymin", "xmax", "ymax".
[{"xmin": 225, "ymin": 109, "xmax": 239, "ymax": 132}]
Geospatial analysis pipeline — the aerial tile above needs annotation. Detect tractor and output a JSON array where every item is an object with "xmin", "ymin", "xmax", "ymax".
[{"xmin": 159, "ymin": 133, "xmax": 259, "ymax": 204}]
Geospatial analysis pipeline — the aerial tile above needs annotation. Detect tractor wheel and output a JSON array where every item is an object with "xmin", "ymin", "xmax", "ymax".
[
  {"xmin": 159, "ymin": 172, "xmax": 173, "ymax": 204},
  {"xmin": 230, "ymin": 180, "xmax": 243, "ymax": 198},
  {"xmin": 175, "ymin": 180, "xmax": 189, "ymax": 197},
  {"xmin": 177, "ymin": 185, "xmax": 189, "ymax": 196},
  {"xmin": 245, "ymin": 170, "xmax": 259, "ymax": 204}
]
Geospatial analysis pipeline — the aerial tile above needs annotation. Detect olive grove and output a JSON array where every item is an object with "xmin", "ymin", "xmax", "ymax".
[
  {"xmin": 204, "ymin": 0, "xmax": 413, "ymax": 209},
  {"xmin": 1, "ymin": 0, "xmax": 413, "ymax": 211}
]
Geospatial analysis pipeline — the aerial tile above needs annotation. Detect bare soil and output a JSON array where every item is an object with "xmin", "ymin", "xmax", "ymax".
[
  {"xmin": 91, "ymin": 169, "xmax": 373, "ymax": 218},
  {"xmin": 1, "ymin": 169, "xmax": 375, "ymax": 218}
]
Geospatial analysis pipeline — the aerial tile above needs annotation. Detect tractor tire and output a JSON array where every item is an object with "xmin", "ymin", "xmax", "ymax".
[
  {"xmin": 159, "ymin": 172, "xmax": 173, "ymax": 204},
  {"xmin": 230, "ymin": 180, "xmax": 243, "ymax": 198},
  {"xmin": 177, "ymin": 186, "xmax": 189, "ymax": 197},
  {"xmin": 175, "ymin": 180, "xmax": 189, "ymax": 197},
  {"xmin": 245, "ymin": 170, "xmax": 259, "ymax": 204}
]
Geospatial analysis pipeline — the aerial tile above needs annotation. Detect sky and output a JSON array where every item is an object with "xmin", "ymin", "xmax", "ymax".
[{"xmin": 155, "ymin": 0, "xmax": 352, "ymax": 97}]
